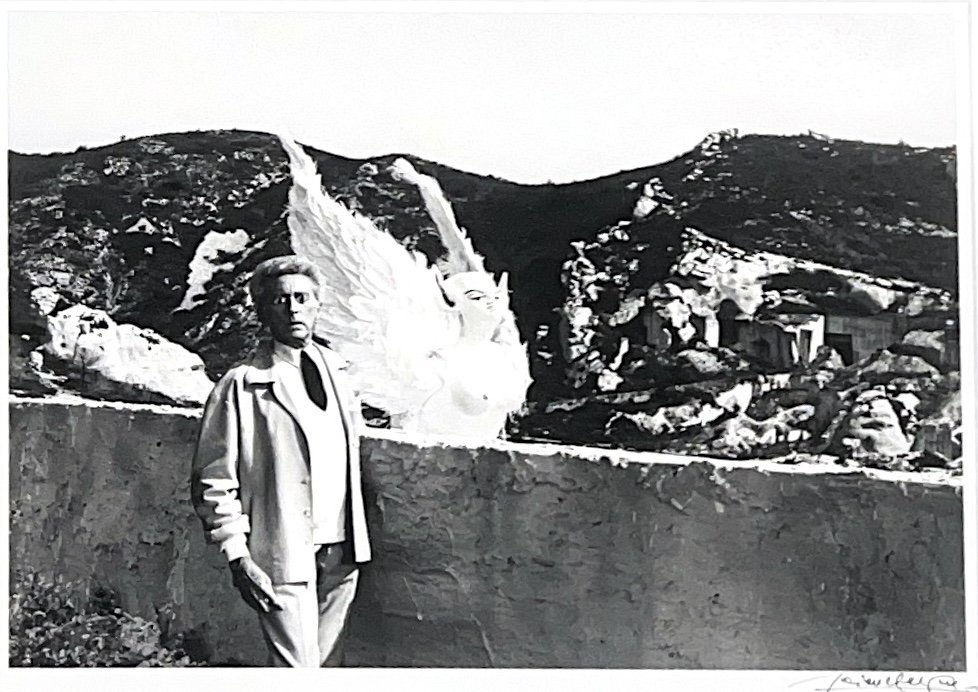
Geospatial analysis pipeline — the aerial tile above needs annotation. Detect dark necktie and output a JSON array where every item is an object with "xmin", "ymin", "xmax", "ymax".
[{"xmin": 300, "ymin": 351, "xmax": 329, "ymax": 410}]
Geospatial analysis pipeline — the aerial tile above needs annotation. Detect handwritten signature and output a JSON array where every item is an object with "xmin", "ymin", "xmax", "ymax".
[{"xmin": 791, "ymin": 673, "xmax": 978, "ymax": 692}]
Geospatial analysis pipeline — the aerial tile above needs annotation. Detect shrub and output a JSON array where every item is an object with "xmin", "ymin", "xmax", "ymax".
[{"xmin": 9, "ymin": 569, "xmax": 201, "ymax": 667}]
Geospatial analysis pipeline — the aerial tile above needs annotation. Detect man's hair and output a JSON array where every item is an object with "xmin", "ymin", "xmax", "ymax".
[{"xmin": 249, "ymin": 255, "xmax": 322, "ymax": 319}]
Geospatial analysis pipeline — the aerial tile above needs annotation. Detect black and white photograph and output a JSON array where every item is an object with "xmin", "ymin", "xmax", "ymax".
[{"xmin": 5, "ymin": 1, "xmax": 977, "ymax": 688}]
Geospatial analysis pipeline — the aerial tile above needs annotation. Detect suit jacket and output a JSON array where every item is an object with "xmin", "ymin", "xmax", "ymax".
[{"xmin": 190, "ymin": 339, "xmax": 371, "ymax": 584}]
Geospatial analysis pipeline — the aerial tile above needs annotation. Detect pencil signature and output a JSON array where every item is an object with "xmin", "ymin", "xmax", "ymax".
[{"xmin": 790, "ymin": 673, "xmax": 978, "ymax": 692}]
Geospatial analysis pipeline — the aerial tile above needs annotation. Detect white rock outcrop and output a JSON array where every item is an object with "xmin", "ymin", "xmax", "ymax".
[{"xmin": 40, "ymin": 304, "xmax": 213, "ymax": 406}]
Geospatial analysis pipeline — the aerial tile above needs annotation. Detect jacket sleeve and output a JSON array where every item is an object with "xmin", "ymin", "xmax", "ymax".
[{"xmin": 190, "ymin": 372, "xmax": 251, "ymax": 562}]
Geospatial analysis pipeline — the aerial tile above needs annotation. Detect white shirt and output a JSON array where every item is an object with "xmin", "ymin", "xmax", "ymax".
[{"xmin": 272, "ymin": 341, "xmax": 349, "ymax": 546}]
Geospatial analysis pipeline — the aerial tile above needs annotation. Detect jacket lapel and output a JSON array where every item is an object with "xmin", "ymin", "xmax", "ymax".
[
  {"xmin": 243, "ymin": 340, "xmax": 307, "ymax": 452},
  {"xmin": 242, "ymin": 340, "xmax": 358, "ymax": 473},
  {"xmin": 269, "ymin": 372, "xmax": 305, "ymax": 442}
]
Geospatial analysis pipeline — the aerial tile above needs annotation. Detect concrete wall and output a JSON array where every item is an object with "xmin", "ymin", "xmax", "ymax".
[
  {"xmin": 8, "ymin": 397, "xmax": 966, "ymax": 669},
  {"xmin": 734, "ymin": 316, "xmax": 825, "ymax": 369},
  {"xmin": 737, "ymin": 320, "xmax": 798, "ymax": 369},
  {"xmin": 826, "ymin": 314, "xmax": 904, "ymax": 363},
  {"xmin": 797, "ymin": 315, "xmax": 826, "ymax": 364}
]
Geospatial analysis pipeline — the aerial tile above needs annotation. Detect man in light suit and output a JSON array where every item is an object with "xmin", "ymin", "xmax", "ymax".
[{"xmin": 191, "ymin": 255, "xmax": 371, "ymax": 667}]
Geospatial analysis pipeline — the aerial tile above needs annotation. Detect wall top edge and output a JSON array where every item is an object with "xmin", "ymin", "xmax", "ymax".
[
  {"xmin": 8, "ymin": 394, "xmax": 202, "ymax": 418},
  {"xmin": 8, "ymin": 395, "xmax": 963, "ymax": 489}
]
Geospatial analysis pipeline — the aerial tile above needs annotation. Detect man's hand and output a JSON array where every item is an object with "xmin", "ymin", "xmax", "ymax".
[{"xmin": 229, "ymin": 557, "xmax": 284, "ymax": 613}]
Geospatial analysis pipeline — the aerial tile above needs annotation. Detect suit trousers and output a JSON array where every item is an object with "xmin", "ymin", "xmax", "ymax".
[{"xmin": 257, "ymin": 542, "xmax": 359, "ymax": 667}]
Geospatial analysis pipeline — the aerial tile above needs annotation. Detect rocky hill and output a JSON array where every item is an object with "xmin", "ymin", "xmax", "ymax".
[
  {"xmin": 515, "ymin": 131, "xmax": 959, "ymax": 471},
  {"xmin": 8, "ymin": 129, "xmax": 960, "ymax": 470}
]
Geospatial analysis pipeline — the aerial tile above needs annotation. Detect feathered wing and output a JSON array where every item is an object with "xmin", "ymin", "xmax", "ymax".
[
  {"xmin": 279, "ymin": 135, "xmax": 459, "ymax": 415},
  {"xmin": 390, "ymin": 157, "xmax": 533, "ymax": 423},
  {"xmin": 389, "ymin": 157, "xmax": 485, "ymax": 275}
]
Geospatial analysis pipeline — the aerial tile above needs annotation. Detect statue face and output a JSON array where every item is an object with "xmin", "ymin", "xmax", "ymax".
[
  {"xmin": 444, "ymin": 272, "xmax": 507, "ymax": 325},
  {"xmin": 263, "ymin": 273, "xmax": 320, "ymax": 348}
]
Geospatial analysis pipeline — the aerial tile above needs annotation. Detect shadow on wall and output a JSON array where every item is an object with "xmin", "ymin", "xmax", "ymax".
[{"xmin": 8, "ymin": 398, "xmax": 966, "ymax": 669}]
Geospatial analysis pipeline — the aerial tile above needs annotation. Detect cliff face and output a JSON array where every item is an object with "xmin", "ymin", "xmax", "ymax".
[{"xmin": 7, "ymin": 129, "xmax": 959, "ymax": 468}]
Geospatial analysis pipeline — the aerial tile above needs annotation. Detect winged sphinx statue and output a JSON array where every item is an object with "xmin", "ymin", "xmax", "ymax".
[{"xmin": 278, "ymin": 135, "xmax": 532, "ymax": 440}]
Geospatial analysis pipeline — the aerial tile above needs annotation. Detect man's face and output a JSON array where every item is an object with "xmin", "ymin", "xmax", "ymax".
[{"xmin": 263, "ymin": 273, "xmax": 320, "ymax": 348}]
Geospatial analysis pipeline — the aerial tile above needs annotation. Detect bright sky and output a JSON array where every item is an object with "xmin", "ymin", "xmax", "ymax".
[{"xmin": 6, "ymin": 3, "xmax": 964, "ymax": 183}]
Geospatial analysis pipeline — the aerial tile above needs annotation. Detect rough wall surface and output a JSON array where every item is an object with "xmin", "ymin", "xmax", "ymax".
[
  {"xmin": 8, "ymin": 398, "xmax": 965, "ymax": 669},
  {"xmin": 826, "ymin": 315, "xmax": 903, "ymax": 364}
]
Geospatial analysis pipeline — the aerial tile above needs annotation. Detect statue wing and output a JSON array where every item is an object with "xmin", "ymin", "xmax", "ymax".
[
  {"xmin": 279, "ymin": 135, "xmax": 459, "ymax": 415},
  {"xmin": 389, "ymin": 157, "xmax": 485, "ymax": 275},
  {"xmin": 390, "ymin": 157, "xmax": 534, "ymax": 422}
]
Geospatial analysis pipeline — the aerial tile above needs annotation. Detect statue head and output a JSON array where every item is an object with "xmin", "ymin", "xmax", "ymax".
[{"xmin": 442, "ymin": 271, "xmax": 509, "ymax": 332}]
